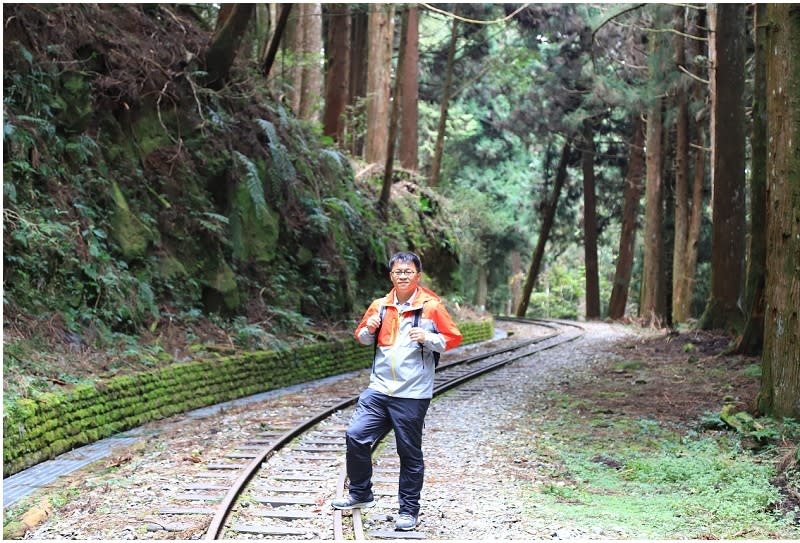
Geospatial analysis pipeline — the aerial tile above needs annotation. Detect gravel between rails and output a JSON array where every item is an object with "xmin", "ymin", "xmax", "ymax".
[{"xmin": 22, "ymin": 320, "xmax": 644, "ymax": 540}]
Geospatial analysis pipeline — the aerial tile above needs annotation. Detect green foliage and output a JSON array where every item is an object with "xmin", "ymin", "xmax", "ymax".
[
  {"xmin": 525, "ymin": 257, "xmax": 586, "ymax": 319},
  {"xmin": 531, "ymin": 404, "xmax": 797, "ymax": 538},
  {"xmin": 233, "ymin": 151, "xmax": 269, "ymax": 220}
]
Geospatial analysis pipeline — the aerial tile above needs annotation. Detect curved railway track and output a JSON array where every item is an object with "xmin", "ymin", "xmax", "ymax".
[{"xmin": 151, "ymin": 318, "xmax": 583, "ymax": 540}]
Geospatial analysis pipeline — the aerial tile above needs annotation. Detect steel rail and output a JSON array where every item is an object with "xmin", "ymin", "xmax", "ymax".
[
  {"xmin": 346, "ymin": 317, "xmax": 585, "ymax": 539},
  {"xmin": 203, "ymin": 393, "xmax": 360, "ymax": 540},
  {"xmin": 204, "ymin": 318, "xmax": 570, "ymax": 540}
]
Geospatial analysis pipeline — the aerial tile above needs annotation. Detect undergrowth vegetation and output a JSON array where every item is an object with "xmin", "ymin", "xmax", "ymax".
[
  {"xmin": 3, "ymin": 5, "xmax": 464, "ymax": 407},
  {"xmin": 520, "ymin": 347, "xmax": 800, "ymax": 539}
]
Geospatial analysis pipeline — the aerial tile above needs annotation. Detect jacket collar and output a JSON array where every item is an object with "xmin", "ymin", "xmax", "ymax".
[{"xmin": 383, "ymin": 285, "xmax": 440, "ymax": 310}]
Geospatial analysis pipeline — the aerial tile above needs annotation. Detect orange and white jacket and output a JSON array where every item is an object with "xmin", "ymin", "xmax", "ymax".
[{"xmin": 354, "ymin": 286, "xmax": 462, "ymax": 399}]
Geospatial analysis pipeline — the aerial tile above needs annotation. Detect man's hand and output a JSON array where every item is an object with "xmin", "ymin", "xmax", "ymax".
[
  {"xmin": 366, "ymin": 314, "xmax": 381, "ymax": 334},
  {"xmin": 409, "ymin": 327, "xmax": 427, "ymax": 344}
]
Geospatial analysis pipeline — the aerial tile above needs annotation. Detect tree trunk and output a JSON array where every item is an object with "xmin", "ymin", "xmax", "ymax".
[
  {"xmin": 364, "ymin": 4, "xmax": 394, "ymax": 164},
  {"xmin": 429, "ymin": 11, "xmax": 459, "ymax": 187},
  {"xmin": 476, "ymin": 266, "xmax": 488, "ymax": 310},
  {"xmin": 348, "ymin": 8, "xmax": 368, "ymax": 157},
  {"xmin": 399, "ymin": 6, "xmax": 419, "ymax": 171},
  {"xmin": 516, "ymin": 140, "xmax": 571, "ymax": 317},
  {"xmin": 322, "ymin": 4, "xmax": 350, "ymax": 142},
  {"xmin": 759, "ymin": 3, "xmax": 800, "ymax": 419},
  {"xmin": 508, "ymin": 251, "xmax": 523, "ymax": 315},
  {"xmin": 671, "ymin": 6, "xmax": 691, "ymax": 323},
  {"xmin": 675, "ymin": 6, "xmax": 708, "ymax": 322},
  {"xmin": 284, "ymin": 7, "xmax": 303, "ymax": 114},
  {"xmin": 733, "ymin": 3, "xmax": 767, "ymax": 355},
  {"xmin": 204, "ymin": 3, "xmax": 255, "ymax": 90},
  {"xmin": 640, "ymin": 96, "xmax": 665, "ymax": 326},
  {"xmin": 608, "ymin": 116, "xmax": 645, "ymax": 319},
  {"xmin": 379, "ymin": 8, "xmax": 408, "ymax": 215},
  {"xmin": 255, "ymin": 5, "xmax": 272, "ymax": 65},
  {"xmin": 582, "ymin": 119, "xmax": 600, "ymax": 319},
  {"xmin": 698, "ymin": 4, "xmax": 747, "ymax": 332},
  {"xmin": 261, "ymin": 4, "xmax": 293, "ymax": 81},
  {"xmin": 298, "ymin": 3, "xmax": 322, "ymax": 121}
]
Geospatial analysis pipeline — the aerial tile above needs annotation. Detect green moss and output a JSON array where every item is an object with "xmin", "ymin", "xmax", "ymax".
[
  {"xmin": 230, "ymin": 177, "xmax": 280, "ymax": 264},
  {"xmin": 2, "ymin": 318, "xmax": 492, "ymax": 477},
  {"xmin": 52, "ymin": 71, "xmax": 93, "ymax": 133},
  {"xmin": 131, "ymin": 108, "xmax": 176, "ymax": 159},
  {"xmin": 203, "ymin": 259, "xmax": 240, "ymax": 312},
  {"xmin": 109, "ymin": 181, "xmax": 154, "ymax": 259}
]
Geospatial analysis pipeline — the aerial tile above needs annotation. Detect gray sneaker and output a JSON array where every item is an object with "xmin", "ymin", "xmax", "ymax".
[
  {"xmin": 395, "ymin": 513, "xmax": 419, "ymax": 531},
  {"xmin": 330, "ymin": 495, "xmax": 376, "ymax": 510}
]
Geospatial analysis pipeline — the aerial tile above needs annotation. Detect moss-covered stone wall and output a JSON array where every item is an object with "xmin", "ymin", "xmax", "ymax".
[{"xmin": 3, "ymin": 319, "xmax": 493, "ymax": 477}]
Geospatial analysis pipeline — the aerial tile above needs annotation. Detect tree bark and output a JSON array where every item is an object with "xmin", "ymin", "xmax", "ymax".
[
  {"xmin": 476, "ymin": 266, "xmax": 488, "ymax": 310},
  {"xmin": 671, "ymin": 6, "xmax": 691, "ymax": 324},
  {"xmin": 284, "ymin": 6, "xmax": 303, "ymax": 113},
  {"xmin": 640, "ymin": 95, "xmax": 665, "ymax": 326},
  {"xmin": 379, "ymin": 8, "xmax": 408, "ymax": 216},
  {"xmin": 364, "ymin": 4, "xmax": 394, "ymax": 164},
  {"xmin": 348, "ymin": 8, "xmax": 368, "ymax": 157},
  {"xmin": 760, "ymin": 3, "xmax": 800, "ymax": 419},
  {"xmin": 516, "ymin": 140, "xmax": 571, "ymax": 317},
  {"xmin": 298, "ymin": 3, "xmax": 322, "ymax": 122},
  {"xmin": 399, "ymin": 5, "xmax": 420, "ymax": 171},
  {"xmin": 204, "ymin": 3, "xmax": 255, "ymax": 90},
  {"xmin": 508, "ymin": 251, "xmax": 523, "ymax": 315},
  {"xmin": 582, "ymin": 119, "xmax": 600, "ymax": 319},
  {"xmin": 608, "ymin": 116, "xmax": 645, "ymax": 320},
  {"xmin": 255, "ymin": 5, "xmax": 271, "ymax": 65},
  {"xmin": 678, "ymin": 5, "xmax": 708, "ymax": 322},
  {"xmin": 733, "ymin": 3, "xmax": 767, "ymax": 355},
  {"xmin": 698, "ymin": 3, "xmax": 747, "ymax": 332},
  {"xmin": 261, "ymin": 4, "xmax": 292, "ymax": 80},
  {"xmin": 322, "ymin": 4, "xmax": 350, "ymax": 142},
  {"xmin": 429, "ymin": 11, "xmax": 459, "ymax": 187}
]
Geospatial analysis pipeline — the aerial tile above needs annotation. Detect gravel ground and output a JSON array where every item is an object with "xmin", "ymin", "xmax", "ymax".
[
  {"xmin": 21, "ymin": 320, "xmax": 644, "ymax": 540},
  {"xmin": 402, "ymin": 321, "xmax": 637, "ymax": 540}
]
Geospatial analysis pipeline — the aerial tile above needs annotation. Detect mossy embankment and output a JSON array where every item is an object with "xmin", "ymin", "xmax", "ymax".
[{"xmin": 3, "ymin": 3, "xmax": 468, "ymax": 469}]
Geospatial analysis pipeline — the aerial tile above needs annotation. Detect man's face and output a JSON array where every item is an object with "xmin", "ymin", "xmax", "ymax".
[{"xmin": 389, "ymin": 262, "xmax": 420, "ymax": 296}]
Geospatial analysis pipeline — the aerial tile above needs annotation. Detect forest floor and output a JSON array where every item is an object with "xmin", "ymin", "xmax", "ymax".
[{"xmin": 4, "ymin": 319, "xmax": 800, "ymax": 540}]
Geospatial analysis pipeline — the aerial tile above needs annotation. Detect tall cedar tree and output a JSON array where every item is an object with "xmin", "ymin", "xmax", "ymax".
[
  {"xmin": 671, "ymin": 6, "xmax": 691, "ymax": 323},
  {"xmin": 760, "ymin": 4, "xmax": 800, "ymax": 418},
  {"xmin": 204, "ymin": 4, "xmax": 254, "ymax": 89},
  {"xmin": 429, "ymin": 10, "xmax": 459, "ymax": 187},
  {"xmin": 677, "ymin": 6, "xmax": 709, "ymax": 322},
  {"xmin": 582, "ymin": 119, "xmax": 600, "ymax": 318},
  {"xmin": 322, "ymin": 4, "xmax": 350, "ymax": 142},
  {"xmin": 348, "ymin": 8, "xmax": 368, "ymax": 157},
  {"xmin": 699, "ymin": 4, "xmax": 747, "ymax": 332},
  {"xmin": 298, "ymin": 3, "xmax": 322, "ymax": 121},
  {"xmin": 399, "ymin": 6, "xmax": 420, "ymax": 171},
  {"xmin": 608, "ymin": 116, "xmax": 645, "ymax": 319},
  {"xmin": 733, "ymin": 3, "xmax": 767, "ymax": 355},
  {"xmin": 640, "ymin": 93, "xmax": 665, "ymax": 325},
  {"xmin": 284, "ymin": 4, "xmax": 322, "ymax": 120},
  {"xmin": 364, "ymin": 4, "xmax": 394, "ymax": 164},
  {"xmin": 261, "ymin": 4, "xmax": 293, "ymax": 80},
  {"xmin": 516, "ymin": 141, "xmax": 571, "ymax": 317},
  {"xmin": 379, "ymin": 8, "xmax": 409, "ymax": 215}
]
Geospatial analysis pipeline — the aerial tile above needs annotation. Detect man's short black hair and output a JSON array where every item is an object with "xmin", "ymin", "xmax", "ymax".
[{"xmin": 389, "ymin": 251, "xmax": 421, "ymax": 272}]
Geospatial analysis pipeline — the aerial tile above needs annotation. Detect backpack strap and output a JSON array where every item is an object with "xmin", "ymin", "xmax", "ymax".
[
  {"xmin": 412, "ymin": 305, "xmax": 439, "ymax": 368},
  {"xmin": 371, "ymin": 305, "xmax": 386, "ymax": 374}
]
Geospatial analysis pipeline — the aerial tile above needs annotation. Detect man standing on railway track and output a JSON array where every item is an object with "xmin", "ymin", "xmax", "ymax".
[{"xmin": 331, "ymin": 251, "xmax": 463, "ymax": 531}]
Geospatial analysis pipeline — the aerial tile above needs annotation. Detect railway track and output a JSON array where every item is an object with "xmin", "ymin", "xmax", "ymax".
[{"xmin": 150, "ymin": 318, "xmax": 583, "ymax": 540}]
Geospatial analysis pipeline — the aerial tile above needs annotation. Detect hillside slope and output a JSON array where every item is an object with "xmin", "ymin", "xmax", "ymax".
[{"xmin": 3, "ymin": 4, "xmax": 464, "ymax": 402}]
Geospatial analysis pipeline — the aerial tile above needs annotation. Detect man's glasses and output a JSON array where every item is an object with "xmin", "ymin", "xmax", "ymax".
[{"xmin": 391, "ymin": 270, "xmax": 417, "ymax": 277}]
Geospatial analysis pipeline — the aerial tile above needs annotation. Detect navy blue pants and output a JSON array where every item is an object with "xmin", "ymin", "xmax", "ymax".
[{"xmin": 345, "ymin": 388, "xmax": 431, "ymax": 516}]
